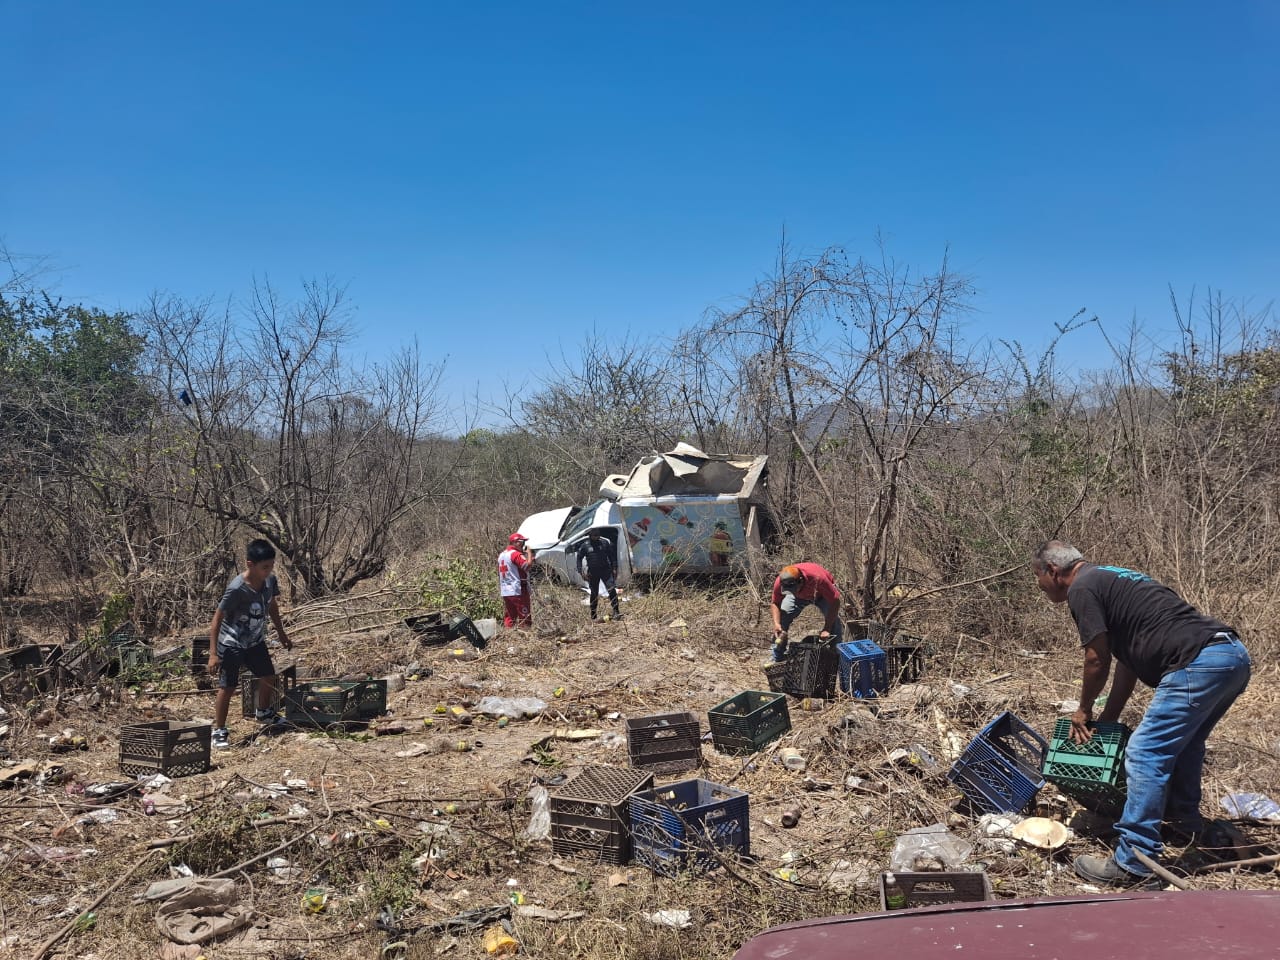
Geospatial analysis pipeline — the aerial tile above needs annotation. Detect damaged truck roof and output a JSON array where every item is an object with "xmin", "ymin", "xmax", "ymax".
[{"xmin": 598, "ymin": 442, "xmax": 768, "ymax": 502}]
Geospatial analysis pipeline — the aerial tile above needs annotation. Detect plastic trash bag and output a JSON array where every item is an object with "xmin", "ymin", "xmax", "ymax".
[
  {"xmin": 889, "ymin": 823, "xmax": 974, "ymax": 871},
  {"xmin": 1220, "ymin": 792, "xmax": 1280, "ymax": 821},
  {"xmin": 475, "ymin": 696, "xmax": 548, "ymax": 720}
]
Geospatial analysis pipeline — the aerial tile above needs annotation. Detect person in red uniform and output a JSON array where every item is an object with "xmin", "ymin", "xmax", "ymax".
[
  {"xmin": 769, "ymin": 562, "xmax": 843, "ymax": 661},
  {"xmin": 498, "ymin": 533, "xmax": 532, "ymax": 629}
]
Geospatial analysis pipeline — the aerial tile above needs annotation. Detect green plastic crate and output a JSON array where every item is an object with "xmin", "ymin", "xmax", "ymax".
[
  {"xmin": 1043, "ymin": 718, "xmax": 1129, "ymax": 802},
  {"xmin": 708, "ymin": 691, "xmax": 790, "ymax": 756}
]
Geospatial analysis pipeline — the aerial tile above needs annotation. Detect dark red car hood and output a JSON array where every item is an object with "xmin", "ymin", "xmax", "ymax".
[{"xmin": 732, "ymin": 890, "xmax": 1280, "ymax": 960}]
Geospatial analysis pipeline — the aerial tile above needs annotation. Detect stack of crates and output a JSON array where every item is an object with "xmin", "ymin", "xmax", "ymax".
[
  {"xmin": 119, "ymin": 720, "xmax": 212, "ymax": 778},
  {"xmin": 708, "ymin": 691, "xmax": 790, "ymax": 756},
  {"xmin": 550, "ymin": 766, "xmax": 654, "ymax": 864},
  {"xmin": 946, "ymin": 711, "xmax": 1048, "ymax": 814},
  {"xmin": 763, "ymin": 638, "xmax": 840, "ymax": 698},
  {"xmin": 836, "ymin": 639, "xmax": 889, "ymax": 698},
  {"xmin": 629, "ymin": 777, "xmax": 750, "ymax": 876},
  {"xmin": 1043, "ymin": 718, "xmax": 1130, "ymax": 806},
  {"xmin": 625, "ymin": 712, "xmax": 702, "ymax": 774}
]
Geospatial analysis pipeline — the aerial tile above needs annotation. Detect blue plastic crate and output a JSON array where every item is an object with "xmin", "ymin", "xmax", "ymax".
[
  {"xmin": 629, "ymin": 778, "xmax": 750, "ymax": 876},
  {"xmin": 836, "ymin": 639, "xmax": 888, "ymax": 698},
  {"xmin": 946, "ymin": 711, "xmax": 1048, "ymax": 814}
]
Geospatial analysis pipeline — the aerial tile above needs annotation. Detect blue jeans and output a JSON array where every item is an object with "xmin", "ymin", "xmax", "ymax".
[{"xmin": 1114, "ymin": 634, "xmax": 1251, "ymax": 875}]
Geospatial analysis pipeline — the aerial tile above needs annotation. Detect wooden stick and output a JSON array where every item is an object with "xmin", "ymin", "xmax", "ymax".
[
  {"xmin": 1130, "ymin": 850, "xmax": 1191, "ymax": 889},
  {"xmin": 29, "ymin": 848, "xmax": 160, "ymax": 960},
  {"xmin": 209, "ymin": 819, "xmax": 328, "ymax": 879},
  {"xmin": 1192, "ymin": 851, "xmax": 1280, "ymax": 873}
]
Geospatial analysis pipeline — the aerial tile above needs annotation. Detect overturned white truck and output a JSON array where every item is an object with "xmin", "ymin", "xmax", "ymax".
[{"xmin": 519, "ymin": 443, "xmax": 775, "ymax": 586}]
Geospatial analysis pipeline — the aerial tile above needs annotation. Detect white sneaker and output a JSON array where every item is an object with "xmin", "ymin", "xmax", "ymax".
[
  {"xmin": 212, "ymin": 727, "xmax": 230, "ymax": 749},
  {"xmin": 255, "ymin": 709, "xmax": 284, "ymax": 726}
]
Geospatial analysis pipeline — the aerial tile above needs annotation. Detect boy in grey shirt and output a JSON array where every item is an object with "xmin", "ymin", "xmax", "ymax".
[{"xmin": 208, "ymin": 539, "xmax": 293, "ymax": 748}]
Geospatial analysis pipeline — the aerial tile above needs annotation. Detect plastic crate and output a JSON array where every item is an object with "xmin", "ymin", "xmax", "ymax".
[
  {"xmin": 708, "ymin": 691, "xmax": 791, "ymax": 756},
  {"xmin": 1043, "ymin": 718, "xmax": 1129, "ymax": 802},
  {"xmin": 106, "ymin": 621, "xmax": 141, "ymax": 646},
  {"xmin": 190, "ymin": 634, "xmax": 209, "ymax": 674},
  {"xmin": 62, "ymin": 638, "xmax": 109, "ymax": 681},
  {"xmin": 352, "ymin": 678, "xmax": 388, "ymax": 718},
  {"xmin": 0, "ymin": 644, "xmax": 47, "ymax": 673},
  {"xmin": 629, "ymin": 777, "xmax": 750, "ymax": 876},
  {"xmin": 764, "ymin": 639, "xmax": 839, "ymax": 698},
  {"xmin": 625, "ymin": 712, "xmax": 702, "ymax": 773},
  {"xmin": 946, "ymin": 711, "xmax": 1048, "ymax": 814},
  {"xmin": 116, "ymin": 642, "xmax": 154, "ymax": 676},
  {"xmin": 879, "ymin": 871, "xmax": 992, "ymax": 911},
  {"xmin": 885, "ymin": 638, "xmax": 927, "ymax": 685},
  {"xmin": 119, "ymin": 721, "xmax": 211, "ymax": 778},
  {"xmin": 283, "ymin": 681, "xmax": 360, "ymax": 725},
  {"xmin": 836, "ymin": 639, "xmax": 889, "ymax": 698},
  {"xmin": 550, "ymin": 766, "xmax": 654, "ymax": 864},
  {"xmin": 240, "ymin": 665, "xmax": 299, "ymax": 718}
]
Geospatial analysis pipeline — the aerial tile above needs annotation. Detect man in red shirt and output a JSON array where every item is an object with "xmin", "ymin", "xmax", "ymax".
[
  {"xmin": 769, "ymin": 562, "xmax": 843, "ymax": 661},
  {"xmin": 498, "ymin": 533, "xmax": 532, "ymax": 629}
]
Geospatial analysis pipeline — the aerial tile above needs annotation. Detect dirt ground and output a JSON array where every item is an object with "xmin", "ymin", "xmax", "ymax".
[{"xmin": 2, "ymin": 579, "xmax": 1279, "ymax": 960}]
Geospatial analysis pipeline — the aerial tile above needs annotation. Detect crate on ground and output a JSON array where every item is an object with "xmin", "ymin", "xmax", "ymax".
[
  {"xmin": 837, "ymin": 639, "xmax": 889, "ymax": 698},
  {"xmin": 1, "ymin": 643, "xmax": 62, "ymax": 675},
  {"xmin": 879, "ymin": 871, "xmax": 992, "ymax": 911},
  {"xmin": 1043, "ymin": 718, "xmax": 1130, "ymax": 803},
  {"xmin": 626, "ymin": 712, "xmax": 702, "ymax": 773},
  {"xmin": 240, "ymin": 665, "xmax": 299, "ymax": 718},
  {"xmin": 629, "ymin": 777, "xmax": 750, "ymax": 876},
  {"xmin": 708, "ymin": 691, "xmax": 790, "ymax": 756},
  {"xmin": 764, "ymin": 638, "xmax": 839, "ymax": 698},
  {"xmin": 283, "ymin": 680, "xmax": 360, "ymax": 725},
  {"xmin": 946, "ymin": 710, "xmax": 1048, "ymax": 814},
  {"xmin": 190, "ymin": 634, "xmax": 209, "ymax": 674},
  {"xmin": 119, "ymin": 720, "xmax": 211, "ymax": 778},
  {"xmin": 106, "ymin": 621, "xmax": 141, "ymax": 646},
  {"xmin": 63, "ymin": 638, "xmax": 109, "ymax": 682},
  {"xmin": 885, "ymin": 636, "xmax": 927, "ymax": 685},
  {"xmin": 550, "ymin": 765, "xmax": 654, "ymax": 864},
  {"xmin": 116, "ymin": 642, "xmax": 154, "ymax": 676}
]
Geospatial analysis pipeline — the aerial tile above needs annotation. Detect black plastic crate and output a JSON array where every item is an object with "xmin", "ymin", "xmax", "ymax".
[
  {"xmin": 106, "ymin": 621, "xmax": 141, "ymax": 646},
  {"xmin": 119, "ymin": 720, "xmax": 212, "ymax": 778},
  {"xmin": 190, "ymin": 634, "xmax": 209, "ymax": 674},
  {"xmin": 550, "ymin": 766, "xmax": 655, "ymax": 864},
  {"xmin": 885, "ymin": 639, "xmax": 927, "ymax": 685},
  {"xmin": 879, "ymin": 871, "xmax": 992, "ymax": 910},
  {"xmin": 764, "ymin": 639, "xmax": 839, "ymax": 698},
  {"xmin": 240, "ymin": 665, "xmax": 299, "ymax": 718},
  {"xmin": 283, "ymin": 681, "xmax": 360, "ymax": 726},
  {"xmin": 625, "ymin": 712, "xmax": 702, "ymax": 774},
  {"xmin": 353, "ymin": 678, "xmax": 388, "ymax": 718},
  {"xmin": 708, "ymin": 691, "xmax": 790, "ymax": 756},
  {"xmin": 629, "ymin": 778, "xmax": 750, "ymax": 876}
]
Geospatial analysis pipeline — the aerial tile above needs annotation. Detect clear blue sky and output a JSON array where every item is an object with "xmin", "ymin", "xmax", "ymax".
[{"xmin": 5, "ymin": 3, "xmax": 1278, "ymax": 428}]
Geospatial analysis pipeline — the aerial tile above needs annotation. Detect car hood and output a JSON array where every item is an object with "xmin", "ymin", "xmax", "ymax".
[
  {"xmin": 517, "ymin": 507, "xmax": 576, "ymax": 551},
  {"xmin": 731, "ymin": 890, "xmax": 1280, "ymax": 960}
]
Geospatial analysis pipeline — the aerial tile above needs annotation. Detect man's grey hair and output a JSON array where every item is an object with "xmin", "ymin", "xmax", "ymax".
[{"xmin": 1031, "ymin": 539, "xmax": 1085, "ymax": 572}]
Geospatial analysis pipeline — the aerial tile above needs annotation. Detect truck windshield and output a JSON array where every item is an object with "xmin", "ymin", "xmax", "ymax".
[{"xmin": 560, "ymin": 500, "xmax": 603, "ymax": 542}]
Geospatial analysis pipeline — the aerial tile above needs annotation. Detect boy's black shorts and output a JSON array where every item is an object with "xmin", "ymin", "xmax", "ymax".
[{"xmin": 216, "ymin": 641, "xmax": 276, "ymax": 690}]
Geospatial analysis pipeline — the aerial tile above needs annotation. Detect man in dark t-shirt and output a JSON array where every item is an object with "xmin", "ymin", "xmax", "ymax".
[
  {"xmin": 1032, "ymin": 539, "xmax": 1251, "ymax": 887},
  {"xmin": 577, "ymin": 529, "xmax": 621, "ymax": 621}
]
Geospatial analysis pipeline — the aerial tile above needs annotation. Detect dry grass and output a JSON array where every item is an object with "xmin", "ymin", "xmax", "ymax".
[{"xmin": 1, "ymin": 570, "xmax": 1278, "ymax": 959}]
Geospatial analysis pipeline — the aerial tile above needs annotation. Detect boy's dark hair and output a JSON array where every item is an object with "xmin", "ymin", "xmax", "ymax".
[{"xmin": 246, "ymin": 539, "xmax": 277, "ymax": 563}]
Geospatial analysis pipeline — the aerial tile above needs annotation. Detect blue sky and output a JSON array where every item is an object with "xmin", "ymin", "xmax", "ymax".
[{"xmin": 4, "ymin": 3, "xmax": 1278, "ymax": 428}]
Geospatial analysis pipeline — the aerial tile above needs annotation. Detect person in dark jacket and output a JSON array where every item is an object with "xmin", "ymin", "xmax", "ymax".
[
  {"xmin": 577, "ymin": 528, "xmax": 621, "ymax": 621},
  {"xmin": 1032, "ymin": 539, "xmax": 1252, "ymax": 887}
]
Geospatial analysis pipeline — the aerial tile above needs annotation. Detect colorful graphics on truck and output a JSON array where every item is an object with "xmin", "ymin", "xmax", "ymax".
[{"xmin": 622, "ymin": 499, "xmax": 744, "ymax": 573}]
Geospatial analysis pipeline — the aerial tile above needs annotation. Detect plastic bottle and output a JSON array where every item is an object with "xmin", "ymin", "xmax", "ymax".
[
  {"xmin": 778, "ymin": 748, "xmax": 807, "ymax": 772},
  {"xmin": 781, "ymin": 806, "xmax": 801, "ymax": 828},
  {"xmin": 884, "ymin": 871, "xmax": 907, "ymax": 910},
  {"xmin": 799, "ymin": 698, "xmax": 826, "ymax": 712}
]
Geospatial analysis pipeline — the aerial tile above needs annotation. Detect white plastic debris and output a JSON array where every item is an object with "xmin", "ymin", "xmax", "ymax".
[{"xmin": 644, "ymin": 909, "xmax": 692, "ymax": 929}]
